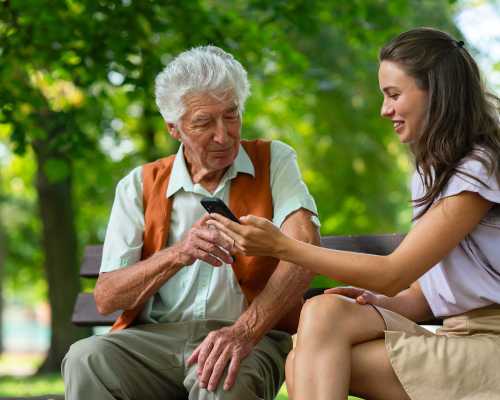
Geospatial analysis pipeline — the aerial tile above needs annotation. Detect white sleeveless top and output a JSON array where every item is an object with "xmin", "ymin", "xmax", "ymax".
[{"xmin": 415, "ymin": 152, "xmax": 500, "ymax": 317}]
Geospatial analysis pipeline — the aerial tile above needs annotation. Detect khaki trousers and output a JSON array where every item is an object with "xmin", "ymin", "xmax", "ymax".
[{"xmin": 62, "ymin": 319, "xmax": 291, "ymax": 400}]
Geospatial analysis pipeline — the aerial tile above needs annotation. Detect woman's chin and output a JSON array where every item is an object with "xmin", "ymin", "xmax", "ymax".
[{"xmin": 397, "ymin": 130, "xmax": 416, "ymax": 144}]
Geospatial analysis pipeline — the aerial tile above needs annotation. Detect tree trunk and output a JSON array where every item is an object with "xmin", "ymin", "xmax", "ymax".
[
  {"xmin": 32, "ymin": 137, "xmax": 90, "ymax": 374},
  {"xmin": 142, "ymin": 102, "xmax": 161, "ymax": 162}
]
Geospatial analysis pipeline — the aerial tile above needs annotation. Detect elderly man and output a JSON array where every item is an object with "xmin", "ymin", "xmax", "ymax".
[{"xmin": 62, "ymin": 45, "xmax": 319, "ymax": 400}]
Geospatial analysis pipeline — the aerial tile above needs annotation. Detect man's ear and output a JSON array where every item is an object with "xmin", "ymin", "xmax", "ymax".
[{"xmin": 166, "ymin": 122, "xmax": 181, "ymax": 140}]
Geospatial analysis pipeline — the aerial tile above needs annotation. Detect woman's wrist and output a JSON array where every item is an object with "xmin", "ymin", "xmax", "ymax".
[
  {"xmin": 372, "ymin": 293, "xmax": 390, "ymax": 308},
  {"xmin": 275, "ymin": 233, "xmax": 293, "ymax": 261}
]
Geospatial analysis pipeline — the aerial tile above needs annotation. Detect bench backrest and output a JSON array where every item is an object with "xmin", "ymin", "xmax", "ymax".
[{"xmin": 72, "ymin": 234, "xmax": 406, "ymax": 326}]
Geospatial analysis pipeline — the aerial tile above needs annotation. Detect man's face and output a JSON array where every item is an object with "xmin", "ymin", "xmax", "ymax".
[{"xmin": 168, "ymin": 91, "xmax": 241, "ymax": 176}]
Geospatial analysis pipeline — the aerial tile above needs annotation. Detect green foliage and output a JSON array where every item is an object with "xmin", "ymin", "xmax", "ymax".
[{"xmin": 0, "ymin": 1, "xmax": 460, "ymax": 300}]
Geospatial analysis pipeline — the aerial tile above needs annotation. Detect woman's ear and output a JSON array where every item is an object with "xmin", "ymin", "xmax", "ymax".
[{"xmin": 166, "ymin": 122, "xmax": 180, "ymax": 140}]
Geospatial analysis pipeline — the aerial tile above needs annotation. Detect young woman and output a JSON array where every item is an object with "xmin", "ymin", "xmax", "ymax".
[{"xmin": 209, "ymin": 27, "xmax": 500, "ymax": 400}]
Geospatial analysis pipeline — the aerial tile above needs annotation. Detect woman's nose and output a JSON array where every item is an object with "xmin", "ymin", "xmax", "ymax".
[{"xmin": 380, "ymin": 99, "xmax": 394, "ymax": 118}]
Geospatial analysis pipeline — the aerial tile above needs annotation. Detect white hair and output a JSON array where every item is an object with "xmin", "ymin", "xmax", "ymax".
[{"xmin": 155, "ymin": 45, "xmax": 250, "ymax": 123}]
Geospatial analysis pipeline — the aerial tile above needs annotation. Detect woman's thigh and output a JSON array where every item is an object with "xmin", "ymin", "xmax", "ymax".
[{"xmin": 350, "ymin": 339, "xmax": 410, "ymax": 400}]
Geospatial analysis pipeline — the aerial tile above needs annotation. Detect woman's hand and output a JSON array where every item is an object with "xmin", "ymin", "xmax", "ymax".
[
  {"xmin": 207, "ymin": 214, "xmax": 286, "ymax": 258},
  {"xmin": 324, "ymin": 286, "xmax": 380, "ymax": 306}
]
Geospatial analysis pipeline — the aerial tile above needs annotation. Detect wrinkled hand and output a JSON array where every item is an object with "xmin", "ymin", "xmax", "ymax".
[
  {"xmin": 187, "ymin": 326, "xmax": 254, "ymax": 392},
  {"xmin": 171, "ymin": 215, "xmax": 234, "ymax": 267},
  {"xmin": 207, "ymin": 214, "xmax": 284, "ymax": 257},
  {"xmin": 324, "ymin": 286, "xmax": 379, "ymax": 306}
]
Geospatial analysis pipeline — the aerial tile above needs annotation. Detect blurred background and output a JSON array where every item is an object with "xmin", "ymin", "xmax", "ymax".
[{"xmin": 0, "ymin": 0, "xmax": 499, "ymax": 397}]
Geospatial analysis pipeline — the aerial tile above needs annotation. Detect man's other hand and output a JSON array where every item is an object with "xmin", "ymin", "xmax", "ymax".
[
  {"xmin": 170, "ymin": 215, "xmax": 234, "ymax": 267},
  {"xmin": 187, "ymin": 325, "xmax": 254, "ymax": 391}
]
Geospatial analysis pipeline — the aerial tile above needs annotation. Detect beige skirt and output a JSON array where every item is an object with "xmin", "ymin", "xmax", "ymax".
[{"xmin": 372, "ymin": 304, "xmax": 500, "ymax": 400}]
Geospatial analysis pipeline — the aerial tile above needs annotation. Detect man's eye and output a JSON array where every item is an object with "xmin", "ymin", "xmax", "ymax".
[
  {"xmin": 194, "ymin": 121, "xmax": 210, "ymax": 127},
  {"xmin": 390, "ymin": 94, "xmax": 400, "ymax": 100},
  {"xmin": 224, "ymin": 111, "xmax": 239, "ymax": 119}
]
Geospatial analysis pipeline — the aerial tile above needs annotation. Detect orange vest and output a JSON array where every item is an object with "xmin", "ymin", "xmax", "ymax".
[{"xmin": 111, "ymin": 140, "xmax": 301, "ymax": 334}]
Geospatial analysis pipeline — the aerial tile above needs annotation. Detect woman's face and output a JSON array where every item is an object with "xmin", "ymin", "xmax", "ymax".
[{"xmin": 378, "ymin": 61, "xmax": 429, "ymax": 144}]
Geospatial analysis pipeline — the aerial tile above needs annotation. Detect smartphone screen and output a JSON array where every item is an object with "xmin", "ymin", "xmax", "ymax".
[{"xmin": 200, "ymin": 197, "xmax": 240, "ymax": 223}]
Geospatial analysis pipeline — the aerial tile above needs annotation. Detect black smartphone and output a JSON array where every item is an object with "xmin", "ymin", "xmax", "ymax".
[{"xmin": 200, "ymin": 197, "xmax": 240, "ymax": 224}]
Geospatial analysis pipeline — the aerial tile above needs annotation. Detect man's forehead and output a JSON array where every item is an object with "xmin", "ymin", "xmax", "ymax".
[{"xmin": 183, "ymin": 91, "xmax": 237, "ymax": 114}]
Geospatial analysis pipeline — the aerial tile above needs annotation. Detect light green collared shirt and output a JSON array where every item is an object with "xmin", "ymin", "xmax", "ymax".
[{"xmin": 100, "ymin": 140, "xmax": 319, "ymax": 324}]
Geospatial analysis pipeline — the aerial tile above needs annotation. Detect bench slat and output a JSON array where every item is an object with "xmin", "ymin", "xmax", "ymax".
[
  {"xmin": 320, "ymin": 233, "xmax": 405, "ymax": 255},
  {"xmin": 72, "ymin": 293, "xmax": 121, "ymax": 326},
  {"xmin": 80, "ymin": 245, "xmax": 103, "ymax": 277},
  {"xmin": 74, "ymin": 234, "xmax": 445, "ymax": 327}
]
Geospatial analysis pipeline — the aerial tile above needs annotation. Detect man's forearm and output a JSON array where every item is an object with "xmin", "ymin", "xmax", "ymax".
[
  {"xmin": 94, "ymin": 246, "xmax": 184, "ymax": 315},
  {"xmin": 232, "ymin": 261, "xmax": 313, "ymax": 343},
  {"xmin": 232, "ymin": 209, "xmax": 320, "ymax": 342}
]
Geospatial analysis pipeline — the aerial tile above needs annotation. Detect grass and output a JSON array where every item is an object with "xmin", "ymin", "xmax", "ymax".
[
  {"xmin": 277, "ymin": 385, "xmax": 363, "ymax": 400},
  {"xmin": 0, "ymin": 353, "xmax": 64, "ymax": 397},
  {"xmin": 0, "ymin": 374, "xmax": 64, "ymax": 397},
  {"xmin": 0, "ymin": 353, "xmax": 361, "ymax": 399},
  {"xmin": 0, "ymin": 375, "xmax": 363, "ymax": 399}
]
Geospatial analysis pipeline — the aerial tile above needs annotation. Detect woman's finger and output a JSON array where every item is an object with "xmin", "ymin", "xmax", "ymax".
[
  {"xmin": 209, "ymin": 213, "xmax": 246, "ymax": 234},
  {"xmin": 240, "ymin": 214, "xmax": 273, "ymax": 230},
  {"xmin": 356, "ymin": 295, "xmax": 372, "ymax": 305},
  {"xmin": 324, "ymin": 286, "xmax": 363, "ymax": 298},
  {"xmin": 240, "ymin": 214, "xmax": 263, "ymax": 225}
]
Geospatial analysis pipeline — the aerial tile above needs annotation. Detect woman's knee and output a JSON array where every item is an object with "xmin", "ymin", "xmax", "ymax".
[{"xmin": 299, "ymin": 294, "xmax": 355, "ymax": 336}]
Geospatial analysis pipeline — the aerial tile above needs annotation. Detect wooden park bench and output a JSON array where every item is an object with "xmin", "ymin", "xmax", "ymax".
[{"xmin": 72, "ymin": 233, "xmax": 441, "ymax": 327}]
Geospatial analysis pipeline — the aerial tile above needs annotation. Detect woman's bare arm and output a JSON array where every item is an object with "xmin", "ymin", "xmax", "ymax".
[{"xmin": 210, "ymin": 191, "xmax": 493, "ymax": 296}]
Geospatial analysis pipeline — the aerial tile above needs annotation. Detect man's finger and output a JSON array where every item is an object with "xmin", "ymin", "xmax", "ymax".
[
  {"xmin": 195, "ymin": 239, "xmax": 233, "ymax": 264},
  {"xmin": 223, "ymin": 353, "xmax": 241, "ymax": 390},
  {"xmin": 195, "ymin": 249, "xmax": 223, "ymax": 267},
  {"xmin": 196, "ymin": 214, "xmax": 212, "ymax": 228},
  {"xmin": 195, "ymin": 230, "xmax": 234, "ymax": 260},
  {"xmin": 199, "ymin": 342, "xmax": 224, "ymax": 388},
  {"xmin": 207, "ymin": 349, "xmax": 231, "ymax": 391},
  {"xmin": 194, "ymin": 226, "xmax": 234, "ymax": 253},
  {"xmin": 196, "ymin": 340, "xmax": 215, "ymax": 377},
  {"xmin": 187, "ymin": 346, "xmax": 201, "ymax": 366},
  {"xmin": 206, "ymin": 220, "xmax": 246, "ymax": 246}
]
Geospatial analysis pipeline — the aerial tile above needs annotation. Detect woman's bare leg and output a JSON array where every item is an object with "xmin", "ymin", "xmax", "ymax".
[
  {"xmin": 285, "ymin": 350, "xmax": 295, "ymax": 399},
  {"xmin": 350, "ymin": 339, "xmax": 410, "ymax": 400},
  {"xmin": 292, "ymin": 294, "xmax": 388, "ymax": 400}
]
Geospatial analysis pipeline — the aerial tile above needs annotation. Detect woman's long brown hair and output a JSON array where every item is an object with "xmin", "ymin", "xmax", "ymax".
[{"xmin": 380, "ymin": 27, "xmax": 500, "ymax": 218}]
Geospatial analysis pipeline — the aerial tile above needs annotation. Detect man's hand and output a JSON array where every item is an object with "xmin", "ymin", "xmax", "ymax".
[
  {"xmin": 170, "ymin": 215, "xmax": 234, "ymax": 267},
  {"xmin": 187, "ymin": 326, "xmax": 254, "ymax": 392}
]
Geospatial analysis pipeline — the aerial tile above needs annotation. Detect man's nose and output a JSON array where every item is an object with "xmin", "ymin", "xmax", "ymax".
[{"xmin": 213, "ymin": 118, "xmax": 230, "ymax": 143}]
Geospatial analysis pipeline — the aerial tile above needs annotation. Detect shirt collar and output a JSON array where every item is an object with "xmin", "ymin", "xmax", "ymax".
[{"xmin": 166, "ymin": 143, "xmax": 255, "ymax": 198}]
